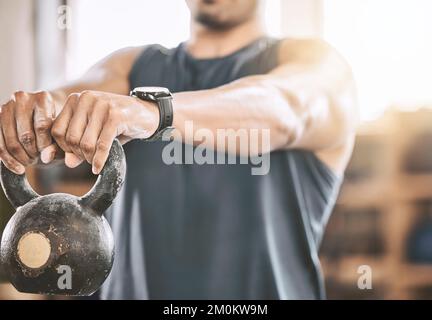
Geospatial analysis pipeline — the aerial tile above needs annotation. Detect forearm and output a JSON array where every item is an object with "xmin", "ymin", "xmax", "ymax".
[
  {"xmin": 14, "ymin": 40, "xmax": 354, "ymax": 177},
  {"xmin": 173, "ymin": 75, "xmax": 295, "ymax": 156}
]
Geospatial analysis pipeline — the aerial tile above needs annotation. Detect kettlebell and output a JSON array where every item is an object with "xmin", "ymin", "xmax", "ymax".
[{"xmin": 0, "ymin": 139, "xmax": 126, "ymax": 296}]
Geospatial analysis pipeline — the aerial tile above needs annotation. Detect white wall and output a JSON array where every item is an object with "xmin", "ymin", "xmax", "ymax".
[
  {"xmin": 0, "ymin": 0, "xmax": 35, "ymax": 102},
  {"xmin": 65, "ymin": 0, "xmax": 286, "ymax": 80},
  {"xmin": 280, "ymin": 0, "xmax": 323, "ymax": 37},
  {"xmin": 34, "ymin": 0, "xmax": 67, "ymax": 89}
]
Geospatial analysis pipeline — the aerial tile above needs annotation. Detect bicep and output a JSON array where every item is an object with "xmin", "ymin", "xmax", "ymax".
[
  {"xmin": 263, "ymin": 38, "xmax": 358, "ymax": 174},
  {"xmin": 268, "ymin": 38, "xmax": 358, "ymax": 152}
]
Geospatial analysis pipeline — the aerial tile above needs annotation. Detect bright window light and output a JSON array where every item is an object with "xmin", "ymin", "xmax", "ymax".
[
  {"xmin": 323, "ymin": 0, "xmax": 432, "ymax": 121},
  {"xmin": 265, "ymin": 0, "xmax": 282, "ymax": 38},
  {"xmin": 66, "ymin": 0, "xmax": 191, "ymax": 80}
]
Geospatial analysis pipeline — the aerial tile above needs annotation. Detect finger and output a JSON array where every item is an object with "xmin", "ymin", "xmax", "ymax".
[
  {"xmin": 65, "ymin": 152, "xmax": 84, "ymax": 168},
  {"xmin": 15, "ymin": 96, "xmax": 38, "ymax": 159},
  {"xmin": 92, "ymin": 121, "xmax": 117, "ymax": 174},
  {"xmin": 51, "ymin": 94, "xmax": 77, "ymax": 155},
  {"xmin": 0, "ymin": 101, "xmax": 31, "ymax": 165},
  {"xmin": 0, "ymin": 125, "xmax": 25, "ymax": 174},
  {"xmin": 65, "ymin": 99, "xmax": 90, "ymax": 161},
  {"xmin": 40, "ymin": 143, "xmax": 65, "ymax": 164},
  {"xmin": 34, "ymin": 92, "xmax": 55, "ymax": 152},
  {"xmin": 40, "ymin": 143, "xmax": 61, "ymax": 164},
  {"xmin": 80, "ymin": 106, "xmax": 106, "ymax": 164}
]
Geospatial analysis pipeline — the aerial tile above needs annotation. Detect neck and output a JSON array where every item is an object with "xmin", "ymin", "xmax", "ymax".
[{"xmin": 186, "ymin": 16, "xmax": 266, "ymax": 59}]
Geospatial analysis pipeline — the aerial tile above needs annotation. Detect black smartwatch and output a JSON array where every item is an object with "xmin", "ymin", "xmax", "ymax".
[{"xmin": 130, "ymin": 87, "xmax": 174, "ymax": 141}]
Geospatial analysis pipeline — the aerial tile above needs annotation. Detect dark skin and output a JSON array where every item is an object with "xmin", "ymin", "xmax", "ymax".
[{"xmin": 0, "ymin": 0, "xmax": 357, "ymax": 177}]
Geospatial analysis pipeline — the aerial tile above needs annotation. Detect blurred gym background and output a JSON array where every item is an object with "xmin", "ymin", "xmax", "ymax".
[{"xmin": 1, "ymin": 0, "xmax": 432, "ymax": 299}]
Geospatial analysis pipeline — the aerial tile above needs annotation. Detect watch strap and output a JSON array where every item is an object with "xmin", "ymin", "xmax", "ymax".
[{"xmin": 144, "ymin": 97, "xmax": 174, "ymax": 142}]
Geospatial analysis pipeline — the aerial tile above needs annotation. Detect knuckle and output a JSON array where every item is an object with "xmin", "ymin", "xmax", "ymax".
[
  {"xmin": 80, "ymin": 141, "xmax": 95, "ymax": 154},
  {"xmin": 35, "ymin": 91, "xmax": 49, "ymax": 99},
  {"xmin": 7, "ymin": 141, "xmax": 21, "ymax": 154},
  {"xmin": 67, "ymin": 93, "xmax": 80, "ymax": 101},
  {"xmin": 66, "ymin": 134, "xmax": 80, "ymax": 146},
  {"xmin": 13, "ymin": 91, "xmax": 26, "ymax": 100},
  {"xmin": 64, "ymin": 93, "xmax": 79, "ymax": 107},
  {"xmin": 19, "ymin": 132, "xmax": 35, "ymax": 146},
  {"xmin": 96, "ymin": 140, "xmax": 110, "ymax": 152},
  {"xmin": 34, "ymin": 119, "xmax": 52, "ymax": 134},
  {"xmin": 51, "ymin": 127, "xmax": 64, "ymax": 140},
  {"xmin": 80, "ymin": 90, "xmax": 94, "ymax": 100},
  {"xmin": 35, "ymin": 91, "xmax": 50, "ymax": 103},
  {"xmin": 1, "ymin": 100, "xmax": 14, "ymax": 113}
]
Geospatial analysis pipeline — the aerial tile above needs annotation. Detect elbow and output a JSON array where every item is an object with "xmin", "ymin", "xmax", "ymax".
[
  {"xmin": 328, "ymin": 85, "xmax": 359, "ymax": 148},
  {"xmin": 277, "ymin": 99, "xmax": 307, "ymax": 149}
]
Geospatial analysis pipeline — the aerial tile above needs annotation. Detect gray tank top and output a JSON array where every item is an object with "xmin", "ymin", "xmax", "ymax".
[{"xmin": 101, "ymin": 37, "xmax": 341, "ymax": 300}]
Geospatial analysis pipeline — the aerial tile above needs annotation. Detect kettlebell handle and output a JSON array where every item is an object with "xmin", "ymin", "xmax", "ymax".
[{"xmin": 0, "ymin": 139, "xmax": 126, "ymax": 215}]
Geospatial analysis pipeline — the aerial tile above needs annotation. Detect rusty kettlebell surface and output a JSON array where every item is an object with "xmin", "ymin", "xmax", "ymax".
[{"xmin": 0, "ymin": 139, "xmax": 126, "ymax": 296}]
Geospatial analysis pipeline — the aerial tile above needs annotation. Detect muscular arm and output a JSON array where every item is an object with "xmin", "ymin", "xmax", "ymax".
[
  {"xmin": 1, "ymin": 39, "xmax": 356, "ymax": 177},
  {"xmin": 173, "ymin": 39, "xmax": 357, "ymax": 174},
  {"xmin": 51, "ymin": 38, "xmax": 357, "ymax": 175}
]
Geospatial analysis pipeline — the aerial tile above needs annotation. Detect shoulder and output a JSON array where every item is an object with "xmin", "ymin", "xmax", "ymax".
[
  {"xmin": 89, "ymin": 46, "xmax": 147, "ymax": 79},
  {"xmin": 102, "ymin": 46, "xmax": 146, "ymax": 66}
]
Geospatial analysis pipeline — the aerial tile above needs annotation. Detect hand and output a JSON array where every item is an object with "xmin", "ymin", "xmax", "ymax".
[
  {"xmin": 51, "ymin": 90, "xmax": 159, "ymax": 174},
  {"xmin": 0, "ymin": 91, "xmax": 60, "ymax": 174}
]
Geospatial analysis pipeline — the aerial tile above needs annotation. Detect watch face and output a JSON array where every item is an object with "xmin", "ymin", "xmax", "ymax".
[{"xmin": 133, "ymin": 87, "xmax": 172, "ymax": 100}]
